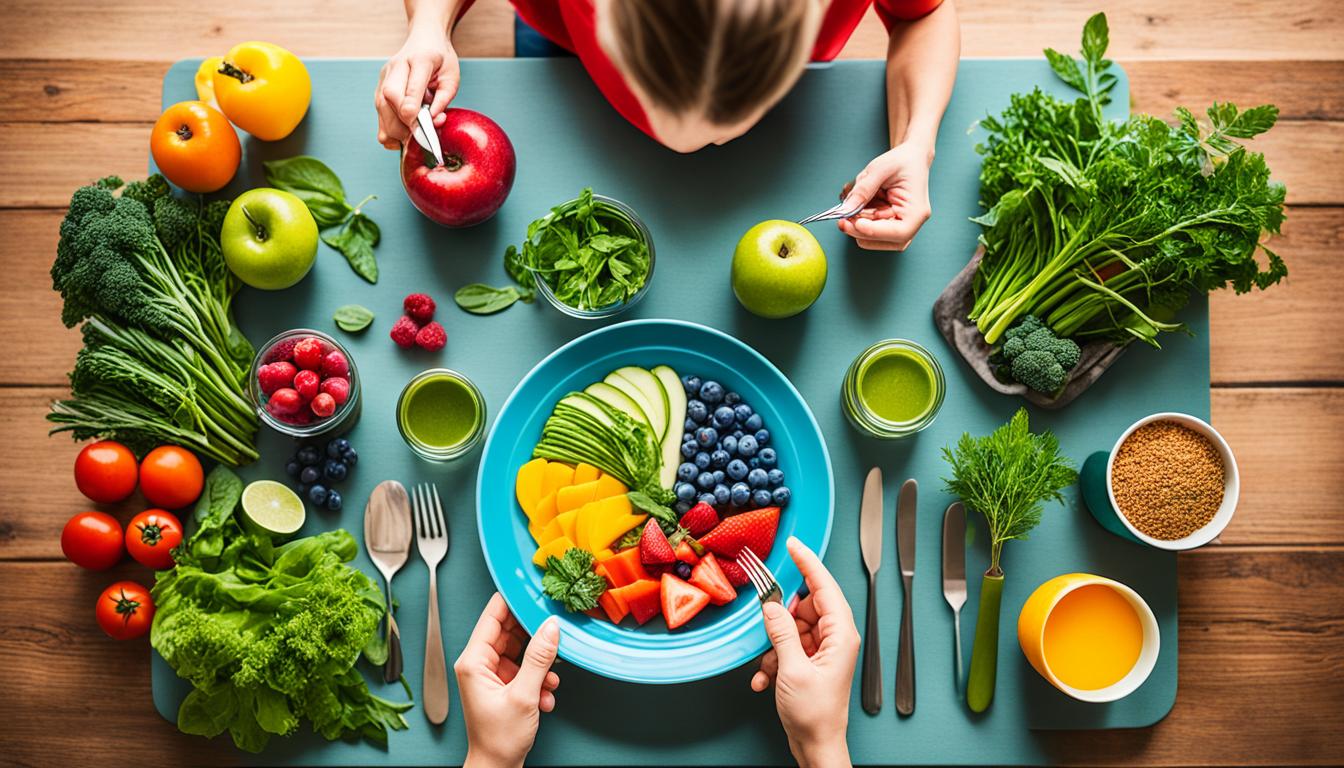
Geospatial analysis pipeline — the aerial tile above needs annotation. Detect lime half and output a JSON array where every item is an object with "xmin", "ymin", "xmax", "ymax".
[{"xmin": 241, "ymin": 480, "xmax": 306, "ymax": 536}]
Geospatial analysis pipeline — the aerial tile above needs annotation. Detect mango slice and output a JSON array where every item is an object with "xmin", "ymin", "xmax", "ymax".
[
  {"xmin": 573, "ymin": 463, "xmax": 602, "ymax": 484},
  {"xmin": 515, "ymin": 458, "xmax": 548, "ymax": 517}
]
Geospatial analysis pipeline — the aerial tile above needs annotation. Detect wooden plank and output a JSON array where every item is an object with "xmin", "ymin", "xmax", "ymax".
[
  {"xmin": 844, "ymin": 0, "xmax": 1344, "ymax": 61},
  {"xmin": 1210, "ymin": 208, "xmax": 1344, "ymax": 384},
  {"xmin": 1127, "ymin": 60, "xmax": 1344, "ymax": 121},
  {"xmin": 1247, "ymin": 121, "xmax": 1344, "ymax": 206},
  {"xmin": 0, "ymin": 211, "xmax": 78, "ymax": 385},
  {"xmin": 0, "ymin": 60, "xmax": 169, "ymax": 123},
  {"xmin": 1, "ymin": 550, "xmax": 1339, "ymax": 765},
  {"xmin": 2, "ymin": 387, "xmax": 1339, "ymax": 562},
  {"xmin": 0, "ymin": 0, "xmax": 514, "ymax": 62}
]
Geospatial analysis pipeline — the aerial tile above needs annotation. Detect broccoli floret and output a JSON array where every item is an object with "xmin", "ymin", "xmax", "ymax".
[
  {"xmin": 996, "ymin": 315, "xmax": 1082, "ymax": 394},
  {"xmin": 202, "ymin": 199, "xmax": 232, "ymax": 237},
  {"xmin": 152, "ymin": 195, "xmax": 199, "ymax": 249},
  {"xmin": 121, "ymin": 174, "xmax": 171, "ymax": 208}
]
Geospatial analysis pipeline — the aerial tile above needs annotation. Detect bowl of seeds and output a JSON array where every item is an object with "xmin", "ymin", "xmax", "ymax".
[{"xmin": 1081, "ymin": 413, "xmax": 1239, "ymax": 550}]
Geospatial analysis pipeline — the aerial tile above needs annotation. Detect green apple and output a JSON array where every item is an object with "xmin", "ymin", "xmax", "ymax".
[
  {"xmin": 731, "ymin": 220, "xmax": 827, "ymax": 318},
  {"xmin": 221, "ymin": 188, "xmax": 318, "ymax": 290}
]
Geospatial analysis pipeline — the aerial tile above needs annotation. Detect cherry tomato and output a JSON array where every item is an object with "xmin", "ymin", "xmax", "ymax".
[
  {"xmin": 95, "ymin": 581, "xmax": 154, "ymax": 640},
  {"xmin": 61, "ymin": 511, "xmax": 124, "ymax": 570},
  {"xmin": 125, "ymin": 509, "xmax": 183, "ymax": 570},
  {"xmin": 138, "ymin": 446, "xmax": 204, "ymax": 509},
  {"xmin": 73, "ymin": 441, "xmax": 138, "ymax": 504},
  {"xmin": 149, "ymin": 100, "xmax": 241, "ymax": 193}
]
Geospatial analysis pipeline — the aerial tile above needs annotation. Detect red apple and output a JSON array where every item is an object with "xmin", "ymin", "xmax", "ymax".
[{"xmin": 401, "ymin": 108, "xmax": 516, "ymax": 227}]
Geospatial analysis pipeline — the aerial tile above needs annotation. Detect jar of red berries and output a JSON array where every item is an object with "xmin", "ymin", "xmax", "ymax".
[{"xmin": 249, "ymin": 329, "xmax": 361, "ymax": 438}]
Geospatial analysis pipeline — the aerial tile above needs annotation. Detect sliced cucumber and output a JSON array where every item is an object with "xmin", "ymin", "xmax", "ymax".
[
  {"xmin": 584, "ymin": 382, "xmax": 648, "ymax": 427},
  {"xmin": 650, "ymin": 365, "xmax": 688, "ymax": 489},
  {"xmin": 608, "ymin": 367, "xmax": 668, "ymax": 441}
]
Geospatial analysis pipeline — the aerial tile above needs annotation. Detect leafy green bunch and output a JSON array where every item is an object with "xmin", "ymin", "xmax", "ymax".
[
  {"xmin": 48, "ymin": 176, "xmax": 258, "ymax": 465},
  {"xmin": 969, "ymin": 13, "xmax": 1287, "ymax": 348},
  {"xmin": 152, "ymin": 467, "xmax": 411, "ymax": 753}
]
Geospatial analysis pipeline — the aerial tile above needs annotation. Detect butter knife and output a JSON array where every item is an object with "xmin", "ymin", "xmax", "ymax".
[
  {"xmin": 895, "ymin": 478, "xmax": 917, "ymax": 716},
  {"xmin": 942, "ymin": 501, "xmax": 967, "ymax": 693},
  {"xmin": 859, "ymin": 467, "xmax": 884, "ymax": 715}
]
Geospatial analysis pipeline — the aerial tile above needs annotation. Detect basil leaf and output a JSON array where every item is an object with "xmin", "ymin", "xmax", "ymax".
[
  {"xmin": 321, "ymin": 213, "xmax": 380, "ymax": 283},
  {"xmin": 262, "ymin": 156, "xmax": 350, "ymax": 227},
  {"xmin": 454, "ymin": 283, "xmax": 522, "ymax": 314},
  {"xmin": 332, "ymin": 304, "xmax": 374, "ymax": 332}
]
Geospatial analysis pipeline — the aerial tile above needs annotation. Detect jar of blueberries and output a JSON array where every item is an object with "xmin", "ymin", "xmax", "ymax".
[{"xmin": 673, "ymin": 374, "xmax": 790, "ymax": 515}]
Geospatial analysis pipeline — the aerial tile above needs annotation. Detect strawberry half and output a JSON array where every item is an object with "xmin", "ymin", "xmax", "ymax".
[
  {"xmin": 660, "ymin": 573, "xmax": 710, "ymax": 630},
  {"xmin": 718, "ymin": 558, "xmax": 751, "ymax": 588},
  {"xmin": 639, "ymin": 519, "xmax": 675, "ymax": 566},
  {"xmin": 698, "ymin": 507, "xmax": 780, "ymax": 561},
  {"xmin": 679, "ymin": 501, "xmax": 720, "ymax": 537},
  {"xmin": 689, "ymin": 553, "xmax": 737, "ymax": 606}
]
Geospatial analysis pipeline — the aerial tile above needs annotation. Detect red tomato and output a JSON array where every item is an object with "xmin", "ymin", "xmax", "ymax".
[
  {"xmin": 125, "ymin": 509, "xmax": 183, "ymax": 570},
  {"xmin": 61, "ymin": 511, "xmax": 124, "ymax": 570},
  {"xmin": 73, "ymin": 441, "xmax": 139, "ymax": 504},
  {"xmin": 95, "ymin": 581, "xmax": 154, "ymax": 640},
  {"xmin": 138, "ymin": 446, "xmax": 204, "ymax": 509}
]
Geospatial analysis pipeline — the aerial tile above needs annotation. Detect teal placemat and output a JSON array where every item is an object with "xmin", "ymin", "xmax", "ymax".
[{"xmin": 153, "ymin": 57, "xmax": 1188, "ymax": 765}]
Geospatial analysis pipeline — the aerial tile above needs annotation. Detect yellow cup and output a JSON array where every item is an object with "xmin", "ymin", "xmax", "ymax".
[{"xmin": 1018, "ymin": 573, "xmax": 1159, "ymax": 703}]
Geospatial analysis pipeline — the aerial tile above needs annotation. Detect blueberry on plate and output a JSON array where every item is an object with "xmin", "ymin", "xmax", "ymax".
[
  {"xmin": 737, "ymin": 434, "xmax": 759, "ymax": 458},
  {"xmin": 325, "ymin": 489, "xmax": 343, "ymax": 511},
  {"xmin": 710, "ymin": 449, "xmax": 730, "ymax": 469},
  {"xmin": 730, "ymin": 482, "xmax": 751, "ymax": 506},
  {"xmin": 697, "ymin": 492, "xmax": 718, "ymax": 506},
  {"xmin": 712, "ymin": 469, "xmax": 726, "ymax": 485},
  {"xmin": 696, "ymin": 471, "xmax": 717, "ymax": 491},
  {"xmin": 713, "ymin": 484, "xmax": 731, "ymax": 505},
  {"xmin": 308, "ymin": 484, "xmax": 328, "ymax": 505},
  {"xmin": 299, "ymin": 465, "xmax": 321, "ymax": 485},
  {"xmin": 751, "ymin": 488, "xmax": 773, "ymax": 508},
  {"xmin": 698, "ymin": 381, "xmax": 725, "ymax": 404},
  {"xmin": 724, "ymin": 391, "xmax": 741, "ymax": 405},
  {"xmin": 677, "ymin": 462, "xmax": 698, "ymax": 483},
  {"xmin": 767, "ymin": 468, "xmax": 785, "ymax": 487},
  {"xmin": 695, "ymin": 427, "xmax": 719, "ymax": 447},
  {"xmin": 747, "ymin": 468, "xmax": 769, "ymax": 489},
  {"xmin": 326, "ymin": 438, "xmax": 350, "ymax": 459},
  {"xmin": 341, "ymin": 448, "xmax": 358, "ymax": 466},
  {"xmin": 755, "ymin": 428, "xmax": 771, "ymax": 447},
  {"xmin": 674, "ymin": 561, "xmax": 693, "ymax": 580},
  {"xmin": 749, "ymin": 457, "xmax": 762, "ymax": 469},
  {"xmin": 744, "ymin": 413, "xmax": 764, "ymax": 432},
  {"xmin": 675, "ymin": 500, "xmax": 692, "ymax": 514},
  {"xmin": 681, "ymin": 441, "xmax": 699, "ymax": 459},
  {"xmin": 720, "ymin": 434, "xmax": 738, "ymax": 456},
  {"xmin": 285, "ymin": 460, "xmax": 301, "ymax": 478},
  {"xmin": 694, "ymin": 452, "xmax": 712, "ymax": 470},
  {"xmin": 733, "ymin": 404, "xmax": 754, "ymax": 423},
  {"xmin": 684, "ymin": 417, "xmax": 698, "ymax": 432},
  {"xmin": 771, "ymin": 486, "xmax": 792, "ymax": 506},
  {"xmin": 297, "ymin": 446, "xmax": 321, "ymax": 466},
  {"xmin": 732, "ymin": 429, "xmax": 745, "ymax": 439},
  {"xmin": 726, "ymin": 459, "xmax": 749, "ymax": 481},
  {"xmin": 758, "ymin": 447, "xmax": 777, "ymax": 468},
  {"xmin": 712, "ymin": 406, "xmax": 735, "ymax": 428},
  {"xmin": 682, "ymin": 375, "xmax": 703, "ymax": 396},
  {"xmin": 324, "ymin": 459, "xmax": 348, "ymax": 481},
  {"xmin": 686, "ymin": 400, "xmax": 709, "ymax": 424},
  {"xmin": 675, "ymin": 482, "xmax": 697, "ymax": 502}
]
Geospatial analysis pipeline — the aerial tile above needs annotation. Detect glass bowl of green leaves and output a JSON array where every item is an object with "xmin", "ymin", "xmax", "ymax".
[{"xmin": 523, "ymin": 190, "xmax": 655, "ymax": 319}]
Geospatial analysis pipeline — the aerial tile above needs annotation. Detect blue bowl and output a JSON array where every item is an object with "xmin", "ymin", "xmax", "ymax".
[{"xmin": 476, "ymin": 319, "xmax": 834, "ymax": 684}]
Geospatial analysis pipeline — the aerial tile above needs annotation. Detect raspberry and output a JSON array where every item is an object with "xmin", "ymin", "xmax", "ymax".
[
  {"xmin": 320, "ymin": 376, "xmax": 350, "ymax": 405},
  {"xmin": 403, "ymin": 293, "xmax": 437, "ymax": 324},
  {"xmin": 310, "ymin": 392, "xmax": 336, "ymax": 418},
  {"xmin": 390, "ymin": 316, "xmax": 420, "ymax": 348},
  {"xmin": 293, "ymin": 369, "xmax": 320, "ymax": 401},
  {"xmin": 321, "ymin": 350, "xmax": 350, "ymax": 379},
  {"xmin": 266, "ymin": 388, "xmax": 302, "ymax": 416},
  {"xmin": 257, "ymin": 362, "xmax": 296, "ymax": 395},
  {"xmin": 293, "ymin": 337, "xmax": 325, "ymax": 370},
  {"xmin": 414, "ymin": 321, "xmax": 447, "ymax": 351},
  {"xmin": 263, "ymin": 338, "xmax": 298, "ymax": 364}
]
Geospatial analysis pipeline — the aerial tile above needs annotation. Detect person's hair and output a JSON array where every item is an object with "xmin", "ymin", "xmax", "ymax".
[{"xmin": 605, "ymin": 0, "xmax": 822, "ymax": 126}]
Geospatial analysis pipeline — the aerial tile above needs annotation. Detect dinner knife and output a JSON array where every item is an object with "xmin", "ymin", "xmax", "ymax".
[
  {"xmin": 895, "ymin": 478, "xmax": 917, "ymax": 716},
  {"xmin": 942, "ymin": 501, "xmax": 968, "ymax": 694},
  {"xmin": 859, "ymin": 467, "xmax": 884, "ymax": 715}
]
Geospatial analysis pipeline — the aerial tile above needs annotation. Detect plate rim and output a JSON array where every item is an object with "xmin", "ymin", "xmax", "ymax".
[{"xmin": 475, "ymin": 318, "xmax": 835, "ymax": 684}]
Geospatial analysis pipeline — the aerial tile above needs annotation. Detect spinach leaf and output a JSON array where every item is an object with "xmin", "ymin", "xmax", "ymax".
[
  {"xmin": 321, "ymin": 212, "xmax": 380, "ymax": 283},
  {"xmin": 332, "ymin": 304, "xmax": 374, "ymax": 332},
  {"xmin": 264, "ymin": 156, "xmax": 381, "ymax": 282},
  {"xmin": 454, "ymin": 283, "xmax": 524, "ymax": 314}
]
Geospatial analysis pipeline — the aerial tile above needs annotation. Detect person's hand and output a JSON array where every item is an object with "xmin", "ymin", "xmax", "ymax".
[
  {"xmin": 375, "ymin": 23, "xmax": 460, "ymax": 149},
  {"xmin": 455, "ymin": 593, "xmax": 561, "ymax": 768},
  {"xmin": 751, "ymin": 537, "xmax": 860, "ymax": 768},
  {"xmin": 837, "ymin": 142, "xmax": 935, "ymax": 251}
]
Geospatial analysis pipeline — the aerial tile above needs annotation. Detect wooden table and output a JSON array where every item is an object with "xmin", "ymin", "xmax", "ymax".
[{"xmin": 1, "ymin": 1, "xmax": 1340, "ymax": 765}]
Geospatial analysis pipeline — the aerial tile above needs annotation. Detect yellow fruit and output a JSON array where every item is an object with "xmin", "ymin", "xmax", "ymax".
[
  {"xmin": 557, "ymin": 481, "xmax": 600, "ymax": 514},
  {"xmin": 528, "ymin": 492, "xmax": 560, "ymax": 530},
  {"xmin": 574, "ymin": 463, "xmax": 602, "ymax": 484},
  {"xmin": 588, "ymin": 514, "xmax": 648, "ymax": 552},
  {"xmin": 194, "ymin": 57, "xmax": 224, "ymax": 108},
  {"xmin": 541, "ymin": 462, "xmax": 575, "ymax": 499},
  {"xmin": 533, "ymin": 536, "xmax": 575, "ymax": 567},
  {"xmin": 515, "ymin": 458, "xmax": 548, "ymax": 517},
  {"xmin": 556, "ymin": 510, "xmax": 579, "ymax": 543},
  {"xmin": 594, "ymin": 474, "xmax": 627, "ymax": 499}
]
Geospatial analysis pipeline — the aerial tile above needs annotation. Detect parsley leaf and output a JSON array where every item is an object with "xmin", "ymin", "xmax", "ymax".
[{"xmin": 541, "ymin": 548, "xmax": 607, "ymax": 613}]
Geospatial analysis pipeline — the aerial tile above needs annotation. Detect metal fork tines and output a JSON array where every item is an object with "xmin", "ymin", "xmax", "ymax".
[
  {"xmin": 737, "ymin": 548, "xmax": 782, "ymax": 605},
  {"xmin": 798, "ymin": 200, "xmax": 863, "ymax": 226},
  {"xmin": 413, "ymin": 483, "xmax": 450, "ymax": 725}
]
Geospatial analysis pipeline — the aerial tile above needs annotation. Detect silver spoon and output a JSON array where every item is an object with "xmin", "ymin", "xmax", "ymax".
[{"xmin": 365, "ymin": 480, "xmax": 413, "ymax": 682}]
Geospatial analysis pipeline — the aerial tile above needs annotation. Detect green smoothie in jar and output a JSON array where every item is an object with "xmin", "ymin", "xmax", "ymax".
[
  {"xmin": 842, "ymin": 340, "xmax": 945, "ymax": 439},
  {"xmin": 397, "ymin": 369, "xmax": 486, "ymax": 461}
]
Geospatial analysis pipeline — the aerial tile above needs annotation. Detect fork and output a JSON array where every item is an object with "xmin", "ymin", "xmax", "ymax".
[
  {"xmin": 737, "ymin": 548, "xmax": 782, "ymax": 605},
  {"xmin": 797, "ymin": 199, "xmax": 864, "ymax": 226},
  {"xmin": 413, "ymin": 483, "xmax": 450, "ymax": 725}
]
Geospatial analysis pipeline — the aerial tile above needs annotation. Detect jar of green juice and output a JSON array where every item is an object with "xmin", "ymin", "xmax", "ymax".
[
  {"xmin": 396, "ymin": 369, "xmax": 487, "ymax": 462},
  {"xmin": 842, "ymin": 339, "xmax": 945, "ymax": 439}
]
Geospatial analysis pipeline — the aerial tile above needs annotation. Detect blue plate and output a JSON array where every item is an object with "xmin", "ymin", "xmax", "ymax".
[{"xmin": 476, "ymin": 319, "xmax": 834, "ymax": 684}]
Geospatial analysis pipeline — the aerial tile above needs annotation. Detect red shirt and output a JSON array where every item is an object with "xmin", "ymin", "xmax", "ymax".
[{"xmin": 464, "ymin": 0, "xmax": 943, "ymax": 143}]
